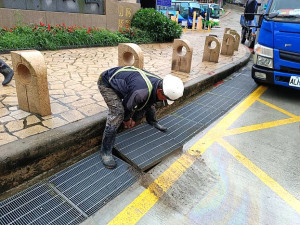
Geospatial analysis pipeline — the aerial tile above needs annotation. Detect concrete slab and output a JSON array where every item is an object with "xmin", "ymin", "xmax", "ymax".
[
  {"xmin": 185, "ymin": 142, "xmax": 300, "ymax": 225},
  {"xmin": 224, "ymin": 123, "xmax": 300, "ymax": 200},
  {"xmin": 228, "ymin": 100, "xmax": 290, "ymax": 129}
]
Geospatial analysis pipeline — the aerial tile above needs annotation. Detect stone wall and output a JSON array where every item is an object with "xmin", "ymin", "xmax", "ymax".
[
  {"xmin": 0, "ymin": 0, "xmax": 105, "ymax": 15},
  {"xmin": 106, "ymin": 0, "xmax": 141, "ymax": 31},
  {"xmin": 0, "ymin": 0, "xmax": 140, "ymax": 31}
]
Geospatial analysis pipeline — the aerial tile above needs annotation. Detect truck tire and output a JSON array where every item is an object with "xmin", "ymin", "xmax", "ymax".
[{"xmin": 249, "ymin": 35, "xmax": 255, "ymax": 48}]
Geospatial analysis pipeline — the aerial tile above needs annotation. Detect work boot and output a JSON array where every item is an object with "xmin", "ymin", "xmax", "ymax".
[
  {"xmin": 0, "ymin": 60, "xmax": 14, "ymax": 86},
  {"xmin": 100, "ymin": 129, "xmax": 117, "ymax": 169}
]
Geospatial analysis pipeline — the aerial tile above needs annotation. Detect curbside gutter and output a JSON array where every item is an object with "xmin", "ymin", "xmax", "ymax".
[{"xmin": 0, "ymin": 47, "xmax": 251, "ymax": 198}]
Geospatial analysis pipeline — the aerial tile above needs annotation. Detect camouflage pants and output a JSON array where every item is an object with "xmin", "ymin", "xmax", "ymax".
[{"xmin": 98, "ymin": 76, "xmax": 124, "ymax": 135}]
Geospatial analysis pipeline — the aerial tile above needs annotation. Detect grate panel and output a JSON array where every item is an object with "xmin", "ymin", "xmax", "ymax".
[
  {"xmin": 201, "ymin": 93, "xmax": 238, "ymax": 111},
  {"xmin": 192, "ymin": 92, "xmax": 237, "ymax": 109},
  {"xmin": 49, "ymin": 154, "xmax": 139, "ymax": 217},
  {"xmin": 172, "ymin": 98, "xmax": 235, "ymax": 126},
  {"xmin": 0, "ymin": 183, "xmax": 85, "ymax": 225},
  {"xmin": 115, "ymin": 123, "xmax": 182, "ymax": 171},
  {"xmin": 220, "ymin": 74, "xmax": 257, "ymax": 90},
  {"xmin": 159, "ymin": 115, "xmax": 204, "ymax": 145},
  {"xmin": 115, "ymin": 124, "xmax": 166, "ymax": 152},
  {"xmin": 210, "ymin": 85, "xmax": 248, "ymax": 100}
]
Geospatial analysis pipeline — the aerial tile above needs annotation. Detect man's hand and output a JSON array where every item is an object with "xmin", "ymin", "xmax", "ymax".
[
  {"xmin": 123, "ymin": 118, "xmax": 135, "ymax": 129},
  {"xmin": 123, "ymin": 120, "xmax": 131, "ymax": 128},
  {"xmin": 129, "ymin": 119, "xmax": 135, "ymax": 128}
]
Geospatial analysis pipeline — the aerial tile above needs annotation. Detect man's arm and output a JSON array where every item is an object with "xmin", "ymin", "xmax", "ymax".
[{"xmin": 122, "ymin": 89, "xmax": 148, "ymax": 128}]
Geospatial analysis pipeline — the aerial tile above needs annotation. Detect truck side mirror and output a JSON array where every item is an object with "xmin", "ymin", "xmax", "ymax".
[{"xmin": 257, "ymin": 14, "xmax": 264, "ymax": 28}]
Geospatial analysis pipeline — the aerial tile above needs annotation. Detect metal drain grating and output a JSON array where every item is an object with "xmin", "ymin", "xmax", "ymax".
[
  {"xmin": 159, "ymin": 115, "xmax": 204, "ymax": 145},
  {"xmin": 211, "ymin": 86, "xmax": 248, "ymax": 100},
  {"xmin": 0, "ymin": 183, "xmax": 86, "ymax": 225},
  {"xmin": 172, "ymin": 95, "xmax": 235, "ymax": 127},
  {"xmin": 220, "ymin": 73, "xmax": 257, "ymax": 91},
  {"xmin": 114, "ymin": 123, "xmax": 182, "ymax": 171},
  {"xmin": 0, "ymin": 153, "xmax": 139, "ymax": 224},
  {"xmin": 49, "ymin": 153, "xmax": 140, "ymax": 217},
  {"xmin": 114, "ymin": 70, "xmax": 257, "ymax": 171}
]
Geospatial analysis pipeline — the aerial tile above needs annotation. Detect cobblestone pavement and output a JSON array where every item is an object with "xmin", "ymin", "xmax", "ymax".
[{"xmin": 0, "ymin": 6, "xmax": 247, "ymax": 147}]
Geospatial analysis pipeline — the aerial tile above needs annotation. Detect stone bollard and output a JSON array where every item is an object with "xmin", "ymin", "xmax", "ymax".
[
  {"xmin": 172, "ymin": 39, "xmax": 193, "ymax": 73},
  {"xmin": 230, "ymin": 30, "xmax": 241, "ymax": 51},
  {"xmin": 197, "ymin": 17, "xmax": 203, "ymax": 31},
  {"xmin": 11, "ymin": 50, "xmax": 51, "ymax": 116},
  {"xmin": 118, "ymin": 43, "xmax": 144, "ymax": 69},
  {"xmin": 221, "ymin": 34, "xmax": 235, "ymax": 56},
  {"xmin": 202, "ymin": 36, "xmax": 221, "ymax": 63},
  {"xmin": 224, "ymin": 28, "xmax": 231, "ymax": 34}
]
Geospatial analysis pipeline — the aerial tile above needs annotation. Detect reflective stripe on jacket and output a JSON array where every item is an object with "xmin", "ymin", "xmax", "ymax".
[{"xmin": 101, "ymin": 66, "xmax": 162, "ymax": 120}]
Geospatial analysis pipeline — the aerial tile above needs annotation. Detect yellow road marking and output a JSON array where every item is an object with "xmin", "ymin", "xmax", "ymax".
[
  {"xmin": 108, "ymin": 86, "xmax": 267, "ymax": 225},
  {"xmin": 257, "ymin": 98, "xmax": 298, "ymax": 118},
  {"xmin": 218, "ymin": 138, "xmax": 300, "ymax": 214},
  {"xmin": 108, "ymin": 154, "xmax": 196, "ymax": 225},
  {"xmin": 188, "ymin": 86, "xmax": 268, "ymax": 155},
  {"xmin": 224, "ymin": 116, "xmax": 300, "ymax": 136}
]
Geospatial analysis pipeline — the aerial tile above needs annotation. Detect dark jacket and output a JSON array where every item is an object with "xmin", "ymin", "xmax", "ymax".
[
  {"xmin": 245, "ymin": 0, "xmax": 257, "ymax": 21},
  {"xmin": 101, "ymin": 66, "xmax": 162, "ymax": 121}
]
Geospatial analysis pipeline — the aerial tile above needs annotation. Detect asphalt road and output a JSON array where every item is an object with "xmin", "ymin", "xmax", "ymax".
[
  {"xmin": 82, "ymin": 61, "xmax": 300, "ymax": 225},
  {"xmin": 79, "ymin": 5, "xmax": 300, "ymax": 225}
]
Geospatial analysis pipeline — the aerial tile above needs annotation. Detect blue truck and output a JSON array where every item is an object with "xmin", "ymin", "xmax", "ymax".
[{"xmin": 252, "ymin": 0, "xmax": 300, "ymax": 90}]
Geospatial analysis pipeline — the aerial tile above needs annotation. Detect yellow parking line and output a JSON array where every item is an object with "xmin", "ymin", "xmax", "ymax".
[
  {"xmin": 107, "ymin": 154, "xmax": 196, "ymax": 225},
  {"xmin": 108, "ymin": 86, "xmax": 267, "ymax": 225},
  {"xmin": 224, "ymin": 117, "xmax": 300, "ymax": 136},
  {"xmin": 188, "ymin": 86, "xmax": 268, "ymax": 155},
  {"xmin": 218, "ymin": 138, "xmax": 300, "ymax": 214},
  {"xmin": 257, "ymin": 98, "xmax": 298, "ymax": 118}
]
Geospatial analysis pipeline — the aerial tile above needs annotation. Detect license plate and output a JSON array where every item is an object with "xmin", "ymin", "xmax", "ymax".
[{"xmin": 289, "ymin": 76, "xmax": 300, "ymax": 88}]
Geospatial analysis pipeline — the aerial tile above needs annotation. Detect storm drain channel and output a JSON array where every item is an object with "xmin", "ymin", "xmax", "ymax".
[
  {"xmin": 114, "ymin": 67, "xmax": 257, "ymax": 171},
  {"xmin": 0, "ymin": 156, "xmax": 139, "ymax": 225},
  {"xmin": 0, "ymin": 66, "xmax": 257, "ymax": 225}
]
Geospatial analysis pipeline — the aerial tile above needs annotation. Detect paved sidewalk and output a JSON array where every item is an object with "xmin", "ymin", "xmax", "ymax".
[
  {"xmin": 0, "ymin": 6, "xmax": 250, "ymax": 196},
  {"xmin": 0, "ymin": 8, "xmax": 246, "ymax": 146}
]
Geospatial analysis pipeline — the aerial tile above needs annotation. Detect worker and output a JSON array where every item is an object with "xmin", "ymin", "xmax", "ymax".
[
  {"xmin": 244, "ymin": 0, "xmax": 258, "ymax": 34},
  {"xmin": 98, "ymin": 66, "xmax": 184, "ymax": 169},
  {"xmin": 0, "ymin": 59, "xmax": 14, "ymax": 85}
]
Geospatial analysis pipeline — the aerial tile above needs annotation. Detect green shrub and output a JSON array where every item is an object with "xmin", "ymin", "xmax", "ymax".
[
  {"xmin": 0, "ymin": 24, "xmax": 131, "ymax": 51},
  {"xmin": 117, "ymin": 26, "xmax": 153, "ymax": 44},
  {"xmin": 0, "ymin": 13, "xmax": 182, "ymax": 51},
  {"xmin": 131, "ymin": 8, "xmax": 182, "ymax": 42}
]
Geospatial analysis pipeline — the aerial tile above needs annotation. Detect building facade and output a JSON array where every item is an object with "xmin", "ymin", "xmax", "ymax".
[{"xmin": 0, "ymin": 0, "xmax": 140, "ymax": 31}]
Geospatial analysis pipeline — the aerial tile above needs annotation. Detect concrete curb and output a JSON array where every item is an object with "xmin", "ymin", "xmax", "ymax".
[{"xmin": 0, "ymin": 46, "xmax": 251, "ymax": 196}]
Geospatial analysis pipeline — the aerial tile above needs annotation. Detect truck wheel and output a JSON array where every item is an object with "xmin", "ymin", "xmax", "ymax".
[
  {"xmin": 241, "ymin": 27, "xmax": 246, "ymax": 44},
  {"xmin": 249, "ymin": 36, "xmax": 255, "ymax": 48}
]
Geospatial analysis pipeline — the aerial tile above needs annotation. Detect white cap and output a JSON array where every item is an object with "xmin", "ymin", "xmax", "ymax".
[{"xmin": 162, "ymin": 74, "xmax": 184, "ymax": 105}]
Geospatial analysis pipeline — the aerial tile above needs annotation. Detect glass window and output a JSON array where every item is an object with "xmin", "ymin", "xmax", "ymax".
[{"xmin": 269, "ymin": 0, "xmax": 300, "ymax": 16}]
